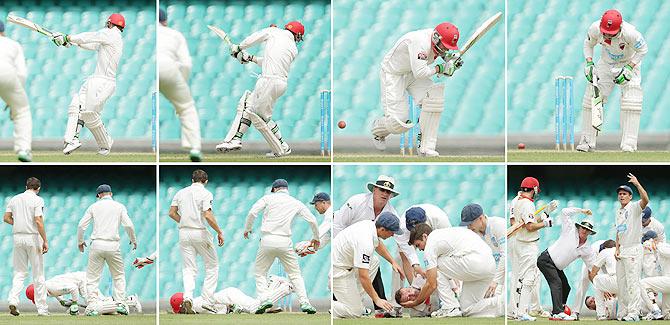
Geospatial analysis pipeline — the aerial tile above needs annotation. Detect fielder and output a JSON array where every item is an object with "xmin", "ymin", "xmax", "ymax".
[
  {"xmin": 587, "ymin": 240, "xmax": 620, "ymax": 320},
  {"xmin": 158, "ymin": 9, "xmax": 202, "ymax": 162},
  {"xmin": 642, "ymin": 209, "xmax": 665, "ymax": 277},
  {"xmin": 642, "ymin": 206, "xmax": 665, "ymax": 241},
  {"xmin": 4, "ymin": 177, "xmax": 48, "ymax": 316},
  {"xmin": 0, "ymin": 21, "xmax": 32, "ymax": 162},
  {"xmin": 404, "ymin": 224, "xmax": 502, "ymax": 317},
  {"xmin": 170, "ymin": 275, "xmax": 292, "ymax": 315},
  {"xmin": 332, "ymin": 213, "xmax": 404, "ymax": 318},
  {"xmin": 569, "ymin": 239, "xmax": 608, "ymax": 319},
  {"xmin": 51, "ymin": 14, "xmax": 125, "ymax": 155},
  {"xmin": 639, "ymin": 231, "xmax": 670, "ymax": 320},
  {"xmin": 215, "ymin": 21, "xmax": 305, "ymax": 157},
  {"xmin": 614, "ymin": 173, "xmax": 649, "ymax": 321},
  {"xmin": 77, "ymin": 184, "xmax": 136, "ymax": 316},
  {"xmin": 295, "ymin": 192, "xmax": 332, "ymax": 256},
  {"xmin": 578, "ymin": 9, "xmax": 647, "ymax": 152},
  {"xmin": 371, "ymin": 22, "xmax": 463, "ymax": 157},
  {"xmin": 244, "ymin": 178, "xmax": 320, "ymax": 313},
  {"xmin": 169, "ymin": 169, "xmax": 224, "ymax": 314}
]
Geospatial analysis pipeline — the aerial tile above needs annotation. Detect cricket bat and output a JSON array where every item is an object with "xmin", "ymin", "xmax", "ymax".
[
  {"xmin": 459, "ymin": 11, "xmax": 502, "ymax": 57},
  {"xmin": 506, "ymin": 203, "xmax": 549, "ymax": 238},
  {"xmin": 207, "ymin": 25, "xmax": 234, "ymax": 47},
  {"xmin": 7, "ymin": 14, "xmax": 56, "ymax": 37},
  {"xmin": 591, "ymin": 78, "xmax": 603, "ymax": 133}
]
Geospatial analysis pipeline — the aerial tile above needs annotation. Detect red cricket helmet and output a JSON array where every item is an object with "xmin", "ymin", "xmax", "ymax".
[
  {"xmin": 520, "ymin": 177, "xmax": 540, "ymax": 193},
  {"xmin": 285, "ymin": 21, "xmax": 305, "ymax": 42},
  {"xmin": 26, "ymin": 284, "xmax": 35, "ymax": 304},
  {"xmin": 432, "ymin": 22, "xmax": 460, "ymax": 57},
  {"xmin": 600, "ymin": 9, "xmax": 622, "ymax": 35},
  {"xmin": 108, "ymin": 13, "xmax": 125, "ymax": 29},
  {"xmin": 170, "ymin": 292, "xmax": 184, "ymax": 313}
]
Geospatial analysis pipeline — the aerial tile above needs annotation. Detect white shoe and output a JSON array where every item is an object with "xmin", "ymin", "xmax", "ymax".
[
  {"xmin": 37, "ymin": 310, "xmax": 50, "ymax": 316},
  {"xmin": 98, "ymin": 139, "xmax": 113, "ymax": 156},
  {"xmin": 216, "ymin": 139, "xmax": 242, "ymax": 152},
  {"xmin": 596, "ymin": 315, "xmax": 609, "ymax": 320},
  {"xmin": 645, "ymin": 309, "xmax": 663, "ymax": 320},
  {"xmin": 17, "ymin": 150, "xmax": 32, "ymax": 162},
  {"xmin": 529, "ymin": 309, "xmax": 551, "ymax": 318},
  {"xmin": 431, "ymin": 307, "xmax": 462, "ymax": 317},
  {"xmin": 372, "ymin": 136, "xmax": 386, "ymax": 151},
  {"xmin": 576, "ymin": 136, "xmax": 595, "ymax": 152},
  {"xmin": 265, "ymin": 146, "xmax": 292, "ymax": 158},
  {"xmin": 621, "ymin": 144, "xmax": 636, "ymax": 152},
  {"xmin": 549, "ymin": 312, "xmax": 575, "ymax": 321},
  {"xmin": 517, "ymin": 313, "xmax": 537, "ymax": 321},
  {"xmin": 419, "ymin": 148, "xmax": 440, "ymax": 157},
  {"xmin": 63, "ymin": 139, "xmax": 82, "ymax": 155},
  {"xmin": 127, "ymin": 294, "xmax": 142, "ymax": 313},
  {"xmin": 622, "ymin": 313, "xmax": 639, "ymax": 321}
]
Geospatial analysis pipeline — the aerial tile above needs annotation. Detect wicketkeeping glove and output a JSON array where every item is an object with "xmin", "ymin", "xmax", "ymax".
[
  {"xmin": 584, "ymin": 61, "xmax": 595, "ymax": 83},
  {"xmin": 613, "ymin": 64, "xmax": 633, "ymax": 85},
  {"xmin": 294, "ymin": 240, "xmax": 316, "ymax": 257}
]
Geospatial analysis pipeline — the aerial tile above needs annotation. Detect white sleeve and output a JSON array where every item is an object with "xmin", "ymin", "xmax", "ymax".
[
  {"xmin": 333, "ymin": 199, "xmax": 355, "ymax": 238},
  {"xmin": 559, "ymin": 207, "xmax": 581, "ymax": 233},
  {"xmin": 394, "ymin": 226, "xmax": 419, "ymax": 265},
  {"xmin": 244, "ymin": 197, "xmax": 266, "ymax": 232},
  {"xmin": 15, "ymin": 44, "xmax": 27, "ymax": 85},
  {"xmin": 583, "ymin": 23, "xmax": 599, "ymax": 59},
  {"xmin": 408, "ymin": 40, "xmax": 436, "ymax": 79},
  {"xmin": 120, "ymin": 206, "xmax": 136, "ymax": 244},
  {"xmin": 176, "ymin": 33, "xmax": 192, "ymax": 80},
  {"xmin": 317, "ymin": 217, "xmax": 331, "ymax": 247},
  {"xmin": 77, "ymin": 208, "xmax": 93, "ymax": 244},
  {"xmin": 239, "ymin": 28, "xmax": 271, "ymax": 50},
  {"xmin": 657, "ymin": 244, "xmax": 670, "ymax": 258},
  {"xmin": 68, "ymin": 31, "xmax": 110, "ymax": 48},
  {"xmin": 627, "ymin": 27, "xmax": 647, "ymax": 66},
  {"xmin": 298, "ymin": 204, "xmax": 320, "ymax": 241},
  {"xmin": 353, "ymin": 237, "xmax": 374, "ymax": 269}
]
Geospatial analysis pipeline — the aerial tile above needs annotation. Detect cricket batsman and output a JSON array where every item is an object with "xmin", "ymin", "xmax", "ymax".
[
  {"xmin": 4, "ymin": 177, "xmax": 49, "ymax": 316},
  {"xmin": 244, "ymin": 178, "xmax": 320, "ymax": 314},
  {"xmin": 578, "ymin": 9, "xmax": 647, "ymax": 152},
  {"xmin": 614, "ymin": 173, "xmax": 649, "ymax": 321},
  {"xmin": 77, "ymin": 184, "xmax": 136, "ymax": 316},
  {"xmin": 0, "ymin": 21, "xmax": 33, "ymax": 162},
  {"xmin": 169, "ymin": 169, "xmax": 224, "ymax": 314},
  {"xmin": 158, "ymin": 9, "xmax": 202, "ymax": 162},
  {"xmin": 371, "ymin": 22, "xmax": 463, "ymax": 157},
  {"xmin": 51, "ymin": 14, "xmax": 125, "ymax": 156},
  {"xmin": 215, "ymin": 21, "xmax": 305, "ymax": 157}
]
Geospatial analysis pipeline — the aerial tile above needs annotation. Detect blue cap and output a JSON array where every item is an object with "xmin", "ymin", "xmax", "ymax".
[
  {"xmin": 96, "ymin": 184, "xmax": 112, "ymax": 195},
  {"xmin": 460, "ymin": 203, "xmax": 484, "ymax": 226},
  {"xmin": 617, "ymin": 185, "xmax": 633, "ymax": 195},
  {"xmin": 376, "ymin": 212, "xmax": 402, "ymax": 235},
  {"xmin": 642, "ymin": 230, "xmax": 658, "ymax": 244},
  {"xmin": 0, "ymin": 21, "xmax": 5, "ymax": 33},
  {"xmin": 271, "ymin": 178, "xmax": 288, "ymax": 189},
  {"xmin": 309, "ymin": 192, "xmax": 330, "ymax": 204},
  {"xmin": 642, "ymin": 206, "xmax": 652, "ymax": 220},
  {"xmin": 159, "ymin": 9, "xmax": 167, "ymax": 22},
  {"xmin": 405, "ymin": 207, "xmax": 427, "ymax": 230}
]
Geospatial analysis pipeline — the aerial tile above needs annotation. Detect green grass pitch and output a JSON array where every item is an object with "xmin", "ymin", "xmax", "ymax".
[
  {"xmin": 159, "ymin": 312, "xmax": 331, "ymax": 324},
  {"xmin": 0, "ymin": 151, "xmax": 156, "ymax": 162},
  {"xmin": 0, "ymin": 313, "xmax": 155, "ymax": 324},
  {"xmin": 334, "ymin": 154, "xmax": 504, "ymax": 163},
  {"xmin": 507, "ymin": 150, "xmax": 670, "ymax": 162},
  {"xmin": 335, "ymin": 316, "xmax": 504, "ymax": 324}
]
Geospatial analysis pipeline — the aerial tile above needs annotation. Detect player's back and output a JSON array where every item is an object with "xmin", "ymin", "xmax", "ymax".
[
  {"xmin": 86, "ymin": 197, "xmax": 128, "ymax": 240},
  {"xmin": 173, "ymin": 183, "xmax": 212, "ymax": 229},
  {"xmin": 427, "ymin": 227, "xmax": 492, "ymax": 257},
  {"xmin": 0, "ymin": 36, "xmax": 22, "ymax": 70},
  {"xmin": 91, "ymin": 27, "xmax": 123, "ymax": 79},
  {"xmin": 7, "ymin": 191, "xmax": 44, "ymax": 235},
  {"xmin": 157, "ymin": 24, "xmax": 188, "ymax": 63},
  {"xmin": 257, "ymin": 191, "xmax": 308, "ymax": 235},
  {"xmin": 258, "ymin": 27, "xmax": 297, "ymax": 78},
  {"xmin": 381, "ymin": 29, "xmax": 433, "ymax": 75}
]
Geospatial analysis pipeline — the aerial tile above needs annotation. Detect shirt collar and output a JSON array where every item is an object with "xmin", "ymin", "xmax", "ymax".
[
  {"xmin": 274, "ymin": 188, "xmax": 288, "ymax": 194},
  {"xmin": 191, "ymin": 182, "xmax": 205, "ymax": 188}
]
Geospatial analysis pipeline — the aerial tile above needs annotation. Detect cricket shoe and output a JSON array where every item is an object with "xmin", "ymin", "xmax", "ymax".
[
  {"xmin": 644, "ymin": 309, "xmax": 663, "ymax": 320},
  {"xmin": 517, "ymin": 313, "xmax": 537, "ymax": 321},
  {"xmin": 189, "ymin": 150, "xmax": 202, "ymax": 162},
  {"xmin": 116, "ymin": 303, "xmax": 129, "ymax": 315},
  {"xmin": 69, "ymin": 303, "xmax": 79, "ymax": 315},
  {"xmin": 181, "ymin": 298, "xmax": 195, "ymax": 314},
  {"xmin": 215, "ymin": 139, "xmax": 242, "ymax": 152},
  {"xmin": 255, "ymin": 300, "xmax": 273, "ymax": 314},
  {"xmin": 576, "ymin": 137, "xmax": 595, "ymax": 152},
  {"xmin": 549, "ymin": 312, "xmax": 575, "ymax": 321},
  {"xmin": 265, "ymin": 146, "xmax": 292, "ymax": 158},
  {"xmin": 63, "ymin": 139, "xmax": 82, "ymax": 155},
  {"xmin": 300, "ymin": 302, "xmax": 317, "ymax": 314},
  {"xmin": 201, "ymin": 304, "xmax": 218, "ymax": 314},
  {"xmin": 127, "ymin": 294, "xmax": 142, "ymax": 313},
  {"xmin": 85, "ymin": 309, "xmax": 99, "ymax": 316},
  {"xmin": 372, "ymin": 136, "xmax": 386, "ymax": 151},
  {"xmin": 431, "ymin": 307, "xmax": 462, "ymax": 318},
  {"xmin": 621, "ymin": 144, "xmax": 636, "ymax": 152},
  {"xmin": 17, "ymin": 150, "xmax": 32, "ymax": 162},
  {"xmin": 621, "ymin": 313, "xmax": 640, "ymax": 321},
  {"xmin": 419, "ymin": 148, "xmax": 439, "ymax": 157},
  {"xmin": 265, "ymin": 307, "xmax": 283, "ymax": 313},
  {"xmin": 596, "ymin": 315, "xmax": 609, "ymax": 321},
  {"xmin": 529, "ymin": 309, "xmax": 552, "ymax": 318},
  {"xmin": 375, "ymin": 307, "xmax": 403, "ymax": 318},
  {"xmin": 37, "ymin": 311, "xmax": 50, "ymax": 316},
  {"xmin": 8, "ymin": 304, "xmax": 19, "ymax": 316},
  {"xmin": 98, "ymin": 139, "xmax": 113, "ymax": 156}
]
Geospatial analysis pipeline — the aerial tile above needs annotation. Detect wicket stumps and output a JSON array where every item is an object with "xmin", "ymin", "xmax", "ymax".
[
  {"xmin": 320, "ymin": 90, "xmax": 331, "ymax": 157},
  {"xmin": 554, "ymin": 76, "xmax": 574, "ymax": 151},
  {"xmin": 400, "ymin": 96, "xmax": 420, "ymax": 155}
]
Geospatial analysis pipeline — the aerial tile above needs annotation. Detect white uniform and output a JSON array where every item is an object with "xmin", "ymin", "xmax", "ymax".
[
  {"xmin": 511, "ymin": 196, "xmax": 541, "ymax": 316},
  {"xmin": 424, "ymin": 227, "xmax": 502, "ymax": 317},
  {"xmin": 591, "ymin": 247, "xmax": 620, "ymax": 318},
  {"xmin": 483, "ymin": 217, "xmax": 506, "ymax": 293},
  {"xmin": 0, "ymin": 36, "xmax": 31, "ymax": 153},
  {"xmin": 245, "ymin": 188, "xmax": 319, "ymax": 305},
  {"xmin": 332, "ymin": 192, "xmax": 397, "ymax": 238},
  {"xmin": 580, "ymin": 20, "xmax": 647, "ymax": 150},
  {"xmin": 641, "ymin": 242, "xmax": 670, "ymax": 317},
  {"xmin": 332, "ymin": 220, "xmax": 380, "ymax": 318},
  {"xmin": 158, "ymin": 24, "xmax": 201, "ymax": 151},
  {"xmin": 5, "ymin": 190, "xmax": 47, "ymax": 313},
  {"xmin": 615, "ymin": 199, "xmax": 645, "ymax": 316},
  {"xmin": 318, "ymin": 206, "xmax": 333, "ymax": 247},
  {"xmin": 571, "ymin": 240, "xmax": 604, "ymax": 314},
  {"xmin": 643, "ymin": 218, "xmax": 666, "ymax": 277},
  {"xmin": 64, "ymin": 27, "xmax": 123, "ymax": 150},
  {"xmin": 405, "ymin": 275, "xmax": 440, "ymax": 317},
  {"xmin": 46, "ymin": 271, "xmax": 89, "ymax": 303},
  {"xmin": 192, "ymin": 275, "xmax": 293, "ymax": 314},
  {"xmin": 171, "ymin": 182, "xmax": 219, "ymax": 305},
  {"xmin": 77, "ymin": 195, "xmax": 135, "ymax": 311},
  {"xmin": 642, "ymin": 218, "xmax": 666, "ymax": 242}
]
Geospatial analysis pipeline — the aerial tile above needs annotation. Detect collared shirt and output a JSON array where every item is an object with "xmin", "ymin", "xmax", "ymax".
[
  {"xmin": 332, "ymin": 220, "xmax": 379, "ymax": 270},
  {"xmin": 642, "ymin": 217, "xmax": 666, "ymax": 242},
  {"xmin": 171, "ymin": 182, "xmax": 213, "ymax": 230},
  {"xmin": 0, "ymin": 36, "xmax": 27, "ymax": 83},
  {"xmin": 484, "ymin": 216, "xmax": 506, "ymax": 284},
  {"xmin": 616, "ymin": 200, "xmax": 644, "ymax": 249},
  {"xmin": 68, "ymin": 27, "xmax": 123, "ymax": 79},
  {"xmin": 513, "ymin": 196, "xmax": 539, "ymax": 242},
  {"xmin": 381, "ymin": 29, "xmax": 437, "ymax": 79},
  {"xmin": 157, "ymin": 24, "xmax": 192, "ymax": 77},
  {"xmin": 77, "ymin": 196, "xmax": 136, "ymax": 246},
  {"xmin": 584, "ymin": 20, "xmax": 647, "ymax": 66},
  {"xmin": 398, "ymin": 203, "xmax": 451, "ymax": 265},
  {"xmin": 547, "ymin": 207, "xmax": 594, "ymax": 270},
  {"xmin": 592, "ymin": 247, "xmax": 616, "ymax": 275},
  {"xmin": 6, "ymin": 190, "xmax": 44, "ymax": 235},
  {"xmin": 332, "ymin": 192, "xmax": 396, "ymax": 238},
  {"xmin": 239, "ymin": 27, "xmax": 297, "ymax": 79},
  {"xmin": 424, "ymin": 227, "xmax": 492, "ymax": 271},
  {"xmin": 244, "ymin": 189, "xmax": 319, "ymax": 239}
]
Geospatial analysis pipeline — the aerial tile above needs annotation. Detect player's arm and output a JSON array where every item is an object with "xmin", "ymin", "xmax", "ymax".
[
  {"xmin": 68, "ymin": 31, "xmax": 111, "ymax": 47},
  {"xmin": 408, "ymin": 40, "xmax": 437, "ymax": 79},
  {"xmin": 77, "ymin": 209, "xmax": 93, "ymax": 252},
  {"xmin": 244, "ymin": 197, "xmax": 266, "ymax": 238},
  {"xmin": 3, "ymin": 212, "xmax": 13, "ymax": 225},
  {"xmin": 34, "ymin": 215, "xmax": 48, "ymax": 253},
  {"xmin": 238, "ymin": 28, "xmax": 271, "ymax": 50},
  {"xmin": 583, "ymin": 23, "xmax": 599, "ymax": 62},
  {"xmin": 588, "ymin": 265, "xmax": 600, "ymax": 282},
  {"xmin": 375, "ymin": 240, "xmax": 405, "ymax": 281},
  {"xmin": 317, "ymin": 217, "xmax": 331, "ymax": 247},
  {"xmin": 168, "ymin": 206, "xmax": 181, "ymax": 223},
  {"xmin": 627, "ymin": 29, "xmax": 647, "ymax": 67},
  {"xmin": 120, "ymin": 207, "xmax": 137, "ymax": 249},
  {"xmin": 628, "ymin": 173, "xmax": 649, "ymax": 209},
  {"xmin": 176, "ymin": 33, "xmax": 192, "ymax": 80},
  {"xmin": 203, "ymin": 209, "xmax": 224, "ymax": 247},
  {"xmin": 358, "ymin": 267, "xmax": 393, "ymax": 311},
  {"xmin": 402, "ymin": 267, "xmax": 437, "ymax": 308},
  {"xmin": 298, "ymin": 205, "xmax": 320, "ymax": 250}
]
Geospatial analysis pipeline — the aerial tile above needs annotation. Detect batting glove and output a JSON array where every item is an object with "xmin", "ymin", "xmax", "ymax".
[
  {"xmin": 52, "ymin": 33, "xmax": 69, "ymax": 47},
  {"xmin": 443, "ymin": 58, "xmax": 464, "ymax": 77},
  {"xmin": 584, "ymin": 61, "xmax": 595, "ymax": 83},
  {"xmin": 613, "ymin": 64, "xmax": 633, "ymax": 85},
  {"xmin": 230, "ymin": 44, "xmax": 242, "ymax": 58},
  {"xmin": 543, "ymin": 216, "xmax": 553, "ymax": 227}
]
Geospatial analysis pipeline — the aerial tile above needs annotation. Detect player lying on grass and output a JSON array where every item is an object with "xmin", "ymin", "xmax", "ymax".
[
  {"xmin": 584, "ymin": 295, "xmax": 618, "ymax": 320},
  {"xmin": 393, "ymin": 275, "xmax": 440, "ymax": 317},
  {"xmin": 170, "ymin": 275, "xmax": 292, "ymax": 314},
  {"xmin": 26, "ymin": 271, "xmax": 142, "ymax": 315}
]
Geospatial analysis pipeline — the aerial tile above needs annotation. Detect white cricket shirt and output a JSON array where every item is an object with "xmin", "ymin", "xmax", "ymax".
[
  {"xmin": 584, "ymin": 20, "xmax": 647, "ymax": 65},
  {"xmin": 423, "ymin": 227, "xmax": 492, "ymax": 271},
  {"xmin": 0, "ymin": 36, "xmax": 27, "ymax": 83},
  {"xmin": 77, "ymin": 196, "xmax": 136, "ymax": 248},
  {"xmin": 240, "ymin": 27, "xmax": 297, "ymax": 79},
  {"xmin": 332, "ymin": 220, "xmax": 379, "ymax": 270},
  {"xmin": 6, "ymin": 190, "xmax": 44, "ymax": 235},
  {"xmin": 381, "ymin": 29, "xmax": 438, "ymax": 79},
  {"xmin": 398, "ymin": 203, "xmax": 451, "ymax": 265},
  {"xmin": 157, "ymin": 24, "xmax": 192, "ymax": 78},
  {"xmin": 244, "ymin": 189, "xmax": 319, "ymax": 239},
  {"xmin": 332, "ymin": 192, "xmax": 396, "ymax": 238},
  {"xmin": 68, "ymin": 27, "xmax": 123, "ymax": 79},
  {"xmin": 616, "ymin": 200, "xmax": 644, "ymax": 249},
  {"xmin": 171, "ymin": 182, "xmax": 213, "ymax": 230}
]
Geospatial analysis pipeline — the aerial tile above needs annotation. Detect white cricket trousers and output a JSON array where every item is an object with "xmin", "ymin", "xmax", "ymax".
[
  {"xmin": 332, "ymin": 266, "xmax": 366, "ymax": 318},
  {"xmin": 593, "ymin": 273, "xmax": 620, "ymax": 319},
  {"xmin": 437, "ymin": 252, "xmax": 502, "ymax": 317},
  {"xmin": 179, "ymin": 228, "xmax": 219, "ymax": 305},
  {"xmin": 159, "ymin": 58, "xmax": 201, "ymax": 151},
  {"xmin": 379, "ymin": 69, "xmax": 432, "ymax": 122},
  {"xmin": 641, "ymin": 276, "xmax": 670, "ymax": 315},
  {"xmin": 8, "ymin": 234, "xmax": 47, "ymax": 312},
  {"xmin": 617, "ymin": 245, "xmax": 643, "ymax": 317},
  {"xmin": 65, "ymin": 75, "xmax": 116, "ymax": 147},
  {"xmin": 86, "ymin": 242, "xmax": 126, "ymax": 307},
  {"xmin": 0, "ymin": 63, "xmax": 31, "ymax": 153},
  {"xmin": 46, "ymin": 279, "xmax": 81, "ymax": 302},
  {"xmin": 249, "ymin": 76, "xmax": 287, "ymax": 121},
  {"xmin": 254, "ymin": 235, "xmax": 309, "ymax": 304}
]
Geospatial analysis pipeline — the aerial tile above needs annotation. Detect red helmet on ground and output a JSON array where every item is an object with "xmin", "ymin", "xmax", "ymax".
[
  {"xmin": 108, "ymin": 13, "xmax": 125, "ymax": 29},
  {"xmin": 285, "ymin": 21, "xmax": 305, "ymax": 41},
  {"xmin": 432, "ymin": 22, "xmax": 460, "ymax": 56},
  {"xmin": 600, "ymin": 9, "xmax": 622, "ymax": 34},
  {"xmin": 170, "ymin": 292, "xmax": 184, "ymax": 313},
  {"xmin": 520, "ymin": 177, "xmax": 540, "ymax": 192},
  {"xmin": 26, "ymin": 284, "xmax": 35, "ymax": 304}
]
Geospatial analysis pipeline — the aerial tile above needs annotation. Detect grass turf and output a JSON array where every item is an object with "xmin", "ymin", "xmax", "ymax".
[
  {"xmin": 160, "ymin": 152, "xmax": 330, "ymax": 162},
  {"xmin": 0, "ymin": 313, "xmax": 155, "ymax": 324},
  {"xmin": 335, "ymin": 316, "xmax": 504, "ymax": 324},
  {"xmin": 528, "ymin": 317, "xmax": 670, "ymax": 324},
  {"xmin": 334, "ymin": 154, "xmax": 504, "ymax": 163},
  {"xmin": 507, "ymin": 150, "xmax": 670, "ymax": 162},
  {"xmin": 0, "ymin": 151, "xmax": 155, "ymax": 162},
  {"xmin": 159, "ymin": 312, "xmax": 331, "ymax": 325}
]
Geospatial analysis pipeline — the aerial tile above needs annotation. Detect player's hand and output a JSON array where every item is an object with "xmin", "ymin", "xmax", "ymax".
[
  {"xmin": 613, "ymin": 64, "xmax": 633, "ymax": 85},
  {"xmin": 443, "ymin": 57, "xmax": 463, "ymax": 77},
  {"xmin": 582, "ymin": 209, "xmax": 593, "ymax": 216},
  {"xmin": 310, "ymin": 239, "xmax": 320, "ymax": 251},
  {"xmin": 604, "ymin": 292, "xmax": 614, "ymax": 300},
  {"xmin": 614, "ymin": 246, "xmax": 620, "ymax": 260},
  {"xmin": 545, "ymin": 200, "xmax": 559, "ymax": 214},
  {"xmin": 413, "ymin": 265, "xmax": 426, "ymax": 278},
  {"xmin": 391, "ymin": 262, "xmax": 405, "ymax": 281},
  {"xmin": 584, "ymin": 61, "xmax": 595, "ymax": 83},
  {"xmin": 543, "ymin": 217, "xmax": 553, "ymax": 228},
  {"xmin": 78, "ymin": 242, "xmax": 87, "ymax": 253},
  {"xmin": 130, "ymin": 241, "xmax": 137, "ymax": 250},
  {"xmin": 42, "ymin": 241, "xmax": 49, "ymax": 254},
  {"xmin": 484, "ymin": 281, "xmax": 498, "ymax": 298},
  {"xmin": 133, "ymin": 257, "xmax": 155, "ymax": 269},
  {"xmin": 52, "ymin": 33, "xmax": 69, "ymax": 47},
  {"xmin": 627, "ymin": 173, "xmax": 640, "ymax": 186},
  {"xmin": 230, "ymin": 44, "xmax": 242, "ymax": 57},
  {"xmin": 217, "ymin": 233, "xmax": 225, "ymax": 246},
  {"xmin": 374, "ymin": 298, "xmax": 394, "ymax": 311},
  {"xmin": 243, "ymin": 230, "xmax": 251, "ymax": 239}
]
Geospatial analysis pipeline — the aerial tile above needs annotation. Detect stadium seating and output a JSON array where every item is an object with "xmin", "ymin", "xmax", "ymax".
[
  {"xmin": 159, "ymin": 166, "xmax": 331, "ymax": 300},
  {"xmin": 159, "ymin": 0, "xmax": 331, "ymax": 143},
  {"xmin": 0, "ymin": 168, "xmax": 156, "ymax": 303},
  {"xmin": 508, "ymin": 0, "xmax": 670, "ymax": 134},
  {"xmin": 0, "ymin": 1, "xmax": 155, "ymax": 142},
  {"xmin": 334, "ymin": 165, "xmax": 505, "ymax": 295},
  {"xmin": 333, "ymin": 0, "xmax": 504, "ymax": 136}
]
